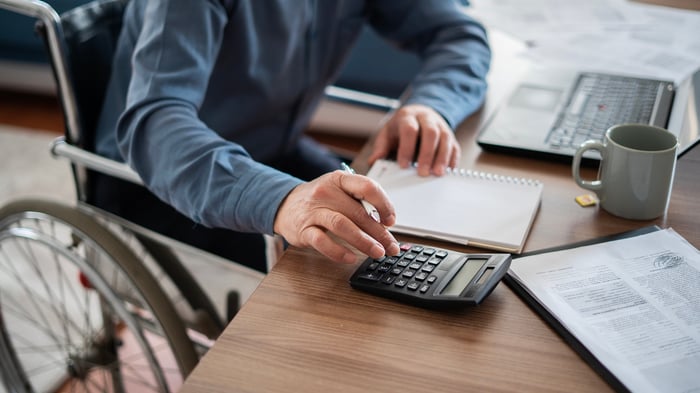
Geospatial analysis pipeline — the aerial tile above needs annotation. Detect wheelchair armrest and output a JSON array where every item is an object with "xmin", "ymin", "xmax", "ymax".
[
  {"xmin": 49, "ymin": 87, "xmax": 398, "ymax": 186},
  {"xmin": 51, "ymin": 136, "xmax": 142, "ymax": 185},
  {"xmin": 49, "ymin": 84, "xmax": 396, "ymax": 186}
]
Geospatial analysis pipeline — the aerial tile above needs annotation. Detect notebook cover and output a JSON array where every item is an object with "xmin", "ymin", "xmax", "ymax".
[{"xmin": 367, "ymin": 159, "xmax": 543, "ymax": 253}]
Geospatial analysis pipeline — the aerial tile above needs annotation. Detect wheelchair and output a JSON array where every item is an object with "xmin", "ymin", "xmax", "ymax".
[
  {"xmin": 0, "ymin": 0, "xmax": 263, "ymax": 391},
  {"xmin": 0, "ymin": 0, "xmax": 416, "ymax": 391}
]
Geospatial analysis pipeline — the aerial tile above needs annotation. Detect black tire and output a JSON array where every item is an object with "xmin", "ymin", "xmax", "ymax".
[{"xmin": 0, "ymin": 199, "xmax": 199, "ymax": 392}]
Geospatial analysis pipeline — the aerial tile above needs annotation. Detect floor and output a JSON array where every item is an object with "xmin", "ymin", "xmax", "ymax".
[
  {"xmin": 0, "ymin": 125, "xmax": 74, "ymax": 205},
  {"xmin": 0, "ymin": 90, "xmax": 264, "ymax": 392}
]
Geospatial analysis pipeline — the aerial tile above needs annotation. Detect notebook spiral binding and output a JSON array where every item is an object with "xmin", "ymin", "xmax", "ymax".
[{"xmin": 442, "ymin": 165, "xmax": 542, "ymax": 186}]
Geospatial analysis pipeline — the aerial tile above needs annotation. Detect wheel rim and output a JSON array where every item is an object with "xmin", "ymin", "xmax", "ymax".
[{"xmin": 0, "ymin": 212, "xmax": 184, "ymax": 392}]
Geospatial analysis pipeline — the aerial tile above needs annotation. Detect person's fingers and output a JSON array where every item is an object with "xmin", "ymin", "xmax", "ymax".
[
  {"xmin": 336, "ymin": 172, "xmax": 399, "ymax": 254},
  {"xmin": 431, "ymin": 122, "xmax": 459, "ymax": 176},
  {"xmin": 298, "ymin": 225, "xmax": 358, "ymax": 263},
  {"xmin": 280, "ymin": 193, "xmax": 388, "ymax": 261},
  {"xmin": 377, "ymin": 105, "xmax": 459, "ymax": 177},
  {"xmin": 337, "ymin": 170, "xmax": 395, "ymax": 226},
  {"xmin": 273, "ymin": 171, "xmax": 400, "ymax": 263},
  {"xmin": 300, "ymin": 208, "xmax": 389, "ymax": 261},
  {"xmin": 414, "ymin": 112, "xmax": 440, "ymax": 176},
  {"xmin": 395, "ymin": 115, "xmax": 420, "ymax": 169},
  {"xmin": 449, "ymin": 139, "xmax": 461, "ymax": 169}
]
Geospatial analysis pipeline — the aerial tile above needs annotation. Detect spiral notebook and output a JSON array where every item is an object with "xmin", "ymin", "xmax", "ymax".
[{"xmin": 366, "ymin": 159, "xmax": 543, "ymax": 253}]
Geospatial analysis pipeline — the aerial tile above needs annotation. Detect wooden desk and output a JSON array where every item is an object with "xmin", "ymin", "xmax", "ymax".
[
  {"xmin": 179, "ymin": 123, "xmax": 699, "ymax": 393},
  {"xmin": 180, "ymin": 4, "xmax": 699, "ymax": 392}
]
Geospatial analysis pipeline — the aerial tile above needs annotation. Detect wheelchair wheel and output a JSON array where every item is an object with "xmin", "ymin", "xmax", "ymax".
[{"xmin": 0, "ymin": 199, "xmax": 198, "ymax": 393}]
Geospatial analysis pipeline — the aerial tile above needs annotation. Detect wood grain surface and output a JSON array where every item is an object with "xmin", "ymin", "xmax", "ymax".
[
  {"xmin": 181, "ymin": 1, "xmax": 699, "ymax": 391},
  {"xmin": 181, "ymin": 113, "xmax": 699, "ymax": 393}
]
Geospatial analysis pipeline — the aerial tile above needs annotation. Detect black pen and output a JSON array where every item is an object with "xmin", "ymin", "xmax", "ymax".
[{"xmin": 341, "ymin": 162, "xmax": 380, "ymax": 222}]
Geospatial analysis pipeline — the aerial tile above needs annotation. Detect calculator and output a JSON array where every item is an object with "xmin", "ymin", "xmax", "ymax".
[{"xmin": 349, "ymin": 242, "xmax": 511, "ymax": 309}]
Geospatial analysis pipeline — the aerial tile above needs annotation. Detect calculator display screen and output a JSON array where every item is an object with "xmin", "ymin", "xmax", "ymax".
[{"xmin": 441, "ymin": 258, "xmax": 487, "ymax": 296}]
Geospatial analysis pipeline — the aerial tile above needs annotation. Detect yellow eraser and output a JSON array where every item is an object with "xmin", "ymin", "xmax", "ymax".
[{"xmin": 575, "ymin": 194, "xmax": 598, "ymax": 207}]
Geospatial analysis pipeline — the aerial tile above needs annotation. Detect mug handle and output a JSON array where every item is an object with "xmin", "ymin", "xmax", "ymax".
[{"xmin": 572, "ymin": 140, "xmax": 604, "ymax": 191}]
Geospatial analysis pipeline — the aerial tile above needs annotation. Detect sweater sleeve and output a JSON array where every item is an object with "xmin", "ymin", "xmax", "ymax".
[
  {"xmin": 116, "ymin": 0, "xmax": 302, "ymax": 235},
  {"xmin": 367, "ymin": 0, "xmax": 491, "ymax": 129}
]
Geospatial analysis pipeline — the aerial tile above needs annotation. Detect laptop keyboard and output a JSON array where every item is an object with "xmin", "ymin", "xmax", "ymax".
[{"xmin": 547, "ymin": 73, "xmax": 663, "ymax": 150}]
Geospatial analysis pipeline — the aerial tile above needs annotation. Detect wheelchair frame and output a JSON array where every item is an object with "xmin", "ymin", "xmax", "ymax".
[
  {"xmin": 0, "ymin": 0, "xmax": 400, "ymax": 391},
  {"xmin": 0, "ymin": 0, "xmax": 259, "ymax": 391}
]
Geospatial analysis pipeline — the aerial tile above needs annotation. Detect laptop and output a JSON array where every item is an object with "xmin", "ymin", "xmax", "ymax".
[{"xmin": 477, "ymin": 66, "xmax": 700, "ymax": 164}]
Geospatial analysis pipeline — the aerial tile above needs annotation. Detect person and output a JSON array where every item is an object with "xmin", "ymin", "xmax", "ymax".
[{"xmin": 93, "ymin": 0, "xmax": 491, "ymax": 273}]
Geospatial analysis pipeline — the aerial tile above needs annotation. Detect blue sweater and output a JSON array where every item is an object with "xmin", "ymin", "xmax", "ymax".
[{"xmin": 96, "ymin": 0, "xmax": 491, "ymax": 236}]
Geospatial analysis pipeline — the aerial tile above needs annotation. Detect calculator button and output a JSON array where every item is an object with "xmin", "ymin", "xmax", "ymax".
[
  {"xmin": 410, "ymin": 245, "xmax": 424, "ymax": 253},
  {"xmin": 375, "ymin": 256, "xmax": 387, "ymax": 263},
  {"xmin": 402, "ymin": 270, "xmax": 416, "ymax": 278},
  {"xmin": 414, "ymin": 272, "xmax": 429, "ymax": 281},
  {"xmin": 377, "ymin": 263, "xmax": 392, "ymax": 273},
  {"xmin": 403, "ymin": 253, "xmax": 417, "ymax": 260},
  {"xmin": 358, "ymin": 272, "xmax": 382, "ymax": 282},
  {"xmin": 421, "ymin": 264, "xmax": 436, "ymax": 273},
  {"xmin": 407, "ymin": 282, "xmax": 420, "ymax": 291},
  {"xmin": 419, "ymin": 284, "xmax": 431, "ymax": 293},
  {"xmin": 435, "ymin": 251, "xmax": 448, "ymax": 258},
  {"xmin": 367, "ymin": 262, "xmax": 379, "ymax": 271},
  {"xmin": 409, "ymin": 262, "xmax": 423, "ymax": 270},
  {"xmin": 390, "ymin": 267, "xmax": 403, "ymax": 275},
  {"xmin": 416, "ymin": 255, "xmax": 429, "ymax": 263},
  {"xmin": 385, "ymin": 256, "xmax": 399, "ymax": 265},
  {"xmin": 397, "ymin": 259, "xmax": 410, "ymax": 268},
  {"xmin": 399, "ymin": 243, "xmax": 413, "ymax": 252},
  {"xmin": 427, "ymin": 275, "xmax": 438, "ymax": 284},
  {"xmin": 427, "ymin": 257, "xmax": 442, "ymax": 265},
  {"xmin": 423, "ymin": 248, "xmax": 436, "ymax": 256},
  {"xmin": 381, "ymin": 275, "xmax": 396, "ymax": 284},
  {"xmin": 394, "ymin": 278, "xmax": 408, "ymax": 288}
]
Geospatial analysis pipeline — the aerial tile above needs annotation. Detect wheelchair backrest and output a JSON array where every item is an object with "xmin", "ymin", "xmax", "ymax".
[{"xmin": 37, "ymin": 0, "xmax": 126, "ymax": 152}]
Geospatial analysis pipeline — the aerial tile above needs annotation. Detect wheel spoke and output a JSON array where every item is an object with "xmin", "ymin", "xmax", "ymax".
[{"xmin": 0, "ymin": 203, "xmax": 196, "ymax": 392}]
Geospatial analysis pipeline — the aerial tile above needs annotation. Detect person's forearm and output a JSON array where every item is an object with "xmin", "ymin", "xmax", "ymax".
[
  {"xmin": 117, "ymin": 103, "xmax": 303, "ymax": 234},
  {"xmin": 404, "ymin": 21, "xmax": 491, "ymax": 129}
]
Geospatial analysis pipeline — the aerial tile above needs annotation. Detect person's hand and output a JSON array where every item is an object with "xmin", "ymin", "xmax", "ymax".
[
  {"xmin": 273, "ymin": 170, "xmax": 400, "ymax": 264},
  {"xmin": 368, "ymin": 104, "xmax": 460, "ymax": 176}
]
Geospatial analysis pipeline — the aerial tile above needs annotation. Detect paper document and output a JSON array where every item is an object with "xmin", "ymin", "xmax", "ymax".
[
  {"xmin": 468, "ymin": 0, "xmax": 700, "ymax": 84},
  {"xmin": 468, "ymin": 0, "xmax": 645, "ymax": 41},
  {"xmin": 508, "ymin": 228, "xmax": 700, "ymax": 393},
  {"xmin": 523, "ymin": 2, "xmax": 700, "ymax": 84}
]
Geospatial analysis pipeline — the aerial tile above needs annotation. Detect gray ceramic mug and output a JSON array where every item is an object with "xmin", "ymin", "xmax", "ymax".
[{"xmin": 572, "ymin": 124, "xmax": 679, "ymax": 220}]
